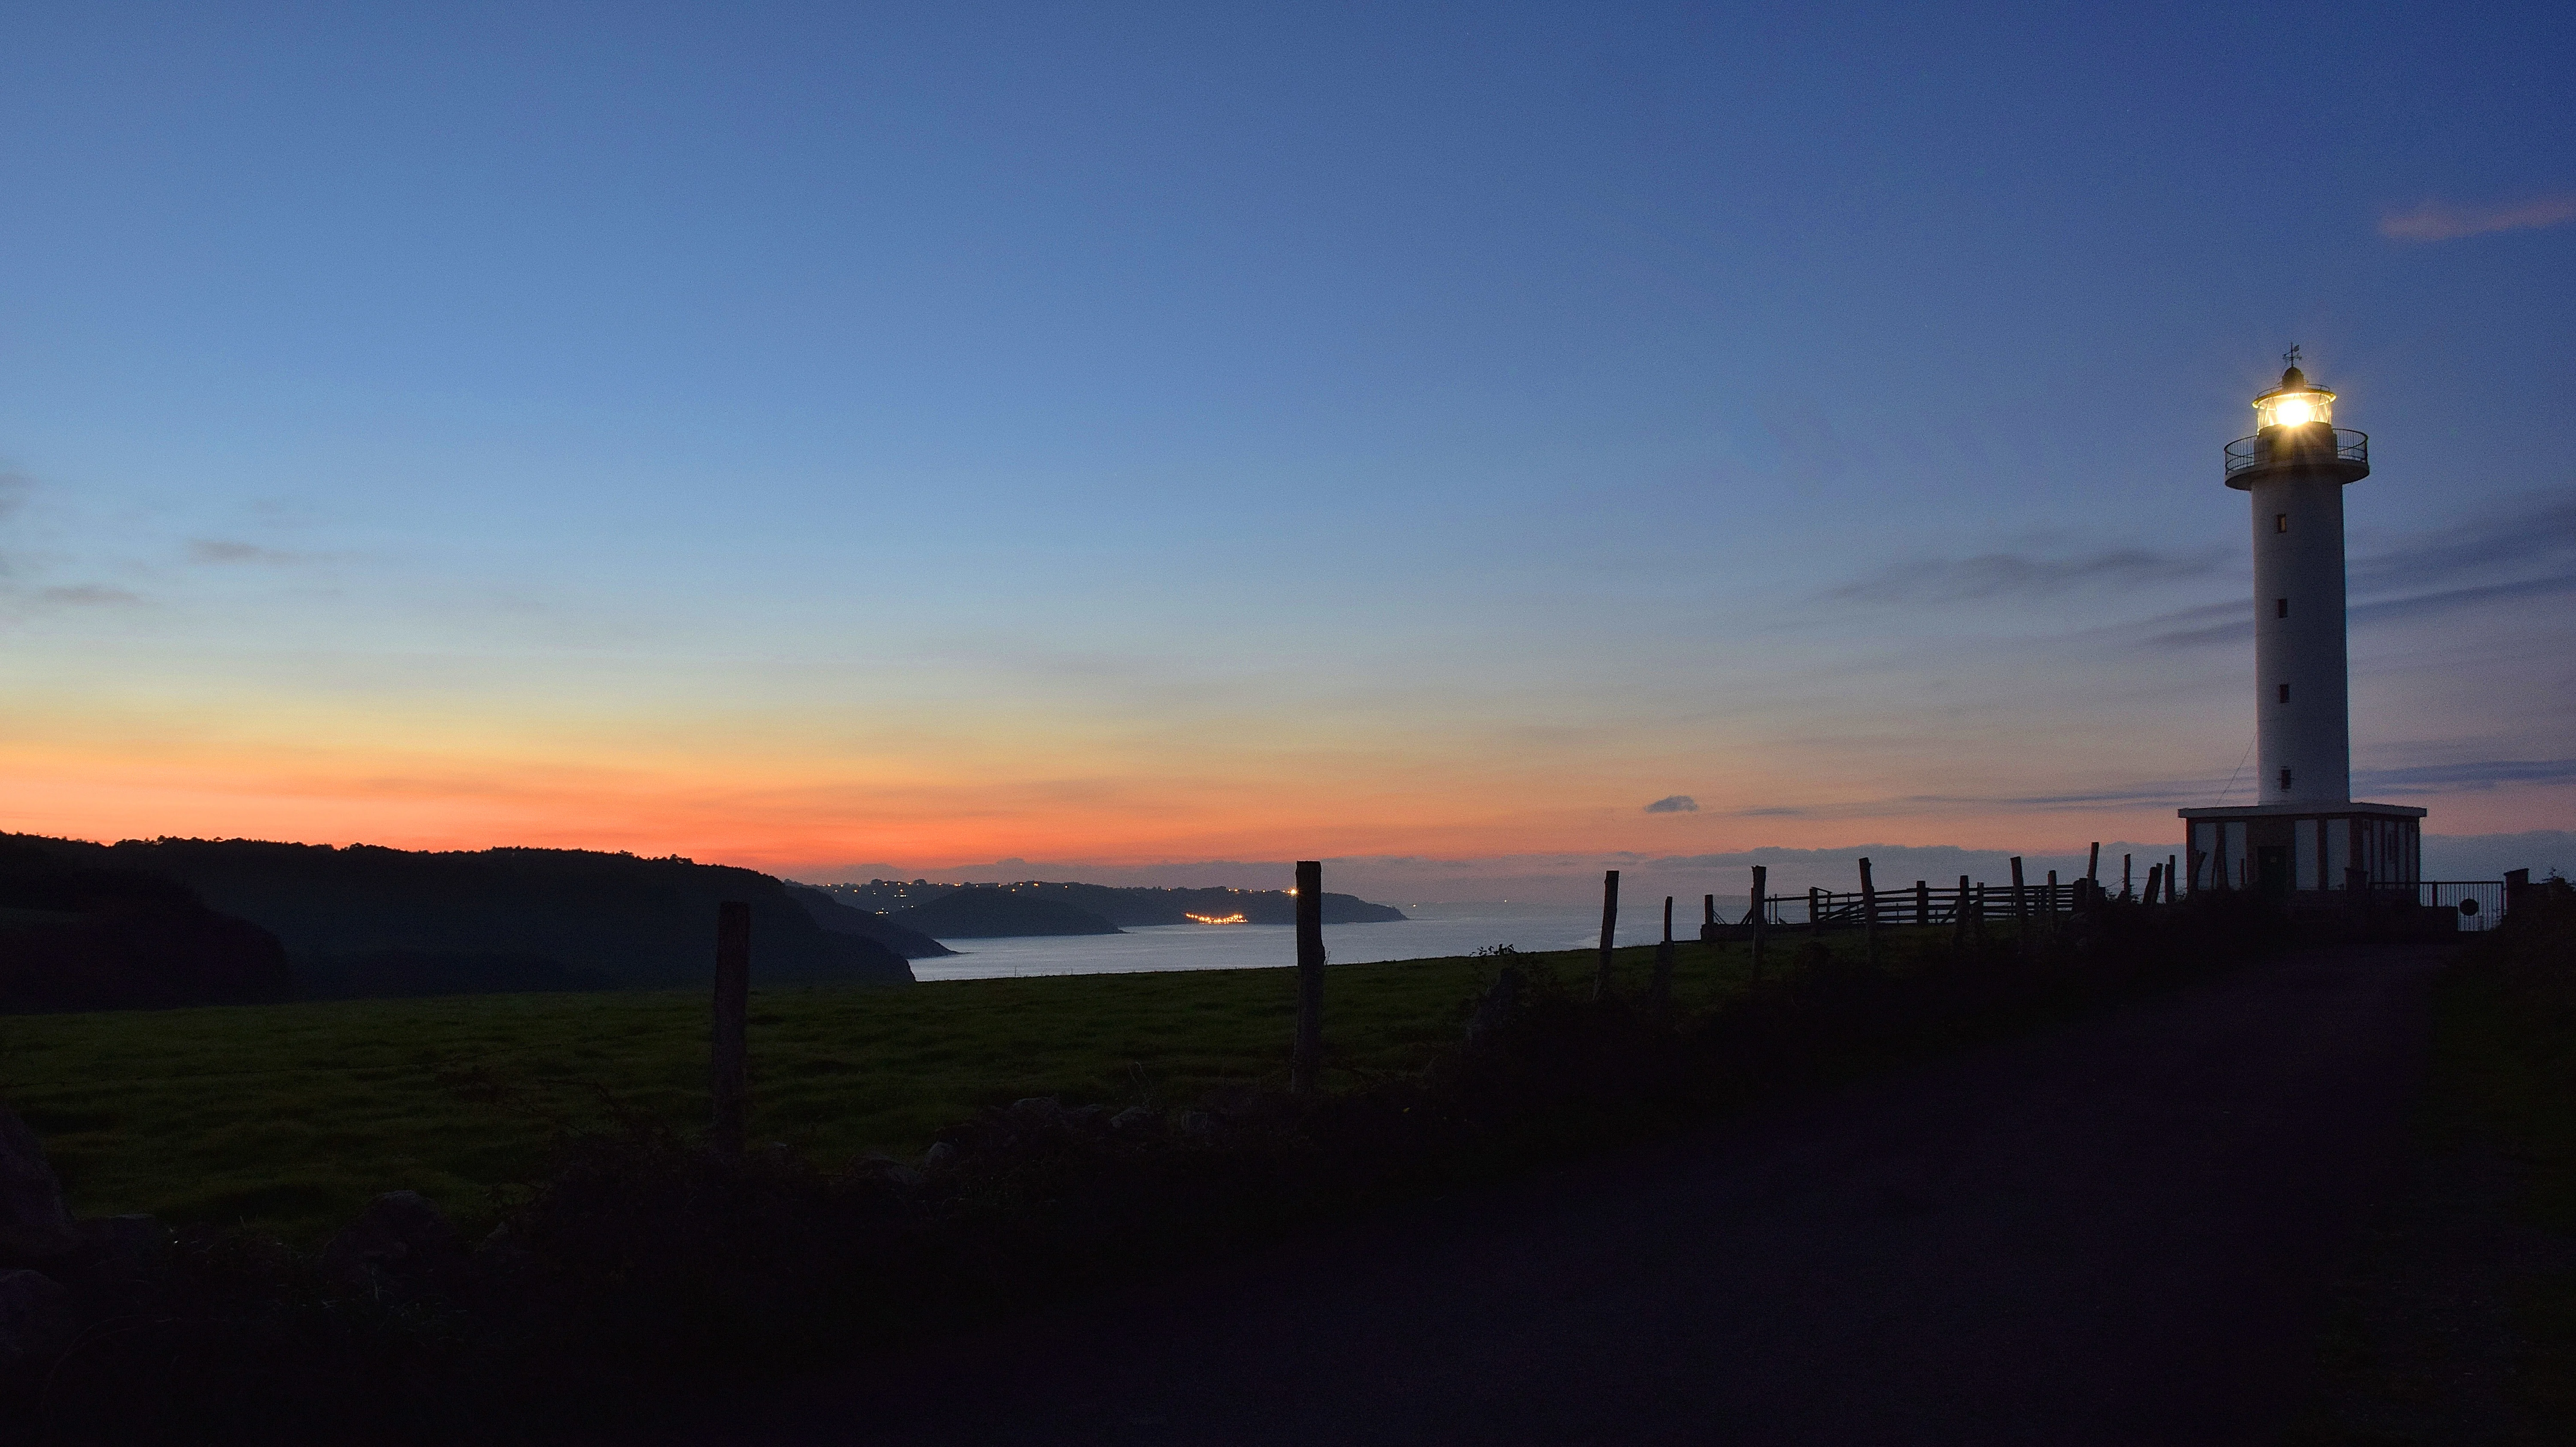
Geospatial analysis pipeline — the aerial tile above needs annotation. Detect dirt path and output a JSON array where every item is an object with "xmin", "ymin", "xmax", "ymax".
[{"xmin": 724, "ymin": 944, "xmax": 2443, "ymax": 1446}]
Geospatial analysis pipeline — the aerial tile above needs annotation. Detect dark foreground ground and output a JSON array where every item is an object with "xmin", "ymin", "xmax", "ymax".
[{"xmin": 695, "ymin": 943, "xmax": 2442, "ymax": 1446}]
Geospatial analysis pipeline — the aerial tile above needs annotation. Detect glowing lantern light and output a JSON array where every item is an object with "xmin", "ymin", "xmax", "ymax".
[{"xmin": 2254, "ymin": 365, "xmax": 2334, "ymax": 431}]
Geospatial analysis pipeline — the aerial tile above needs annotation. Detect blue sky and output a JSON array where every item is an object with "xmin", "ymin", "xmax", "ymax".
[{"xmin": 2, "ymin": 1, "xmax": 2569, "ymax": 897}]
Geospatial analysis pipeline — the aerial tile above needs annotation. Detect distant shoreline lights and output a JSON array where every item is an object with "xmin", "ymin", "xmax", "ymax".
[{"xmin": 1183, "ymin": 912, "xmax": 1249, "ymax": 925}]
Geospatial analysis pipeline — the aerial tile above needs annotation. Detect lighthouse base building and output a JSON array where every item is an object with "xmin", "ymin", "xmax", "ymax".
[
  {"xmin": 2178, "ymin": 801, "xmax": 2423, "ymax": 897},
  {"xmin": 2178, "ymin": 361, "xmax": 2425, "ymax": 900}
]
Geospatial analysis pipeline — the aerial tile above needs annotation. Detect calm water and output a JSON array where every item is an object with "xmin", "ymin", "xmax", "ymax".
[{"xmin": 907, "ymin": 900, "xmax": 1752, "ymax": 981}]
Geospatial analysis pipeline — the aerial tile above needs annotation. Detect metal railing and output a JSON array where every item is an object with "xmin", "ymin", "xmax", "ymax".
[
  {"xmin": 2225, "ymin": 428, "xmax": 2368, "ymax": 477},
  {"xmin": 2420, "ymin": 880, "xmax": 2506, "ymax": 932}
]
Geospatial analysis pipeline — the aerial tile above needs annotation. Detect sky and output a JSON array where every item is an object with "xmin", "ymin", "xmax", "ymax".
[{"xmin": 3, "ymin": 2, "xmax": 2571, "ymax": 901}]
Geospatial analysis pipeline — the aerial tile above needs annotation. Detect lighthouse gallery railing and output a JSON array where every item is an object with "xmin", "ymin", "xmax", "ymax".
[{"xmin": 2225, "ymin": 428, "xmax": 2368, "ymax": 478}]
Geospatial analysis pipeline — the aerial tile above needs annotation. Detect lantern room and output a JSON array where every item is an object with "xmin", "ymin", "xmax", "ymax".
[
  {"xmin": 2225, "ymin": 362, "xmax": 2368, "ymax": 490},
  {"xmin": 2253, "ymin": 366, "xmax": 2336, "ymax": 430}
]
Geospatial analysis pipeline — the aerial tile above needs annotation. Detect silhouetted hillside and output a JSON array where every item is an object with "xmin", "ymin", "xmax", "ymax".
[
  {"xmin": 890, "ymin": 887, "xmax": 1122, "ymax": 938},
  {"xmin": 826, "ymin": 878, "xmax": 1407, "ymax": 927},
  {"xmin": 1, "ymin": 835, "xmax": 912, "ymax": 998},
  {"xmin": 0, "ymin": 840, "xmax": 294, "ymax": 1011},
  {"xmin": 296, "ymin": 949, "xmax": 620, "ymax": 1000},
  {"xmin": 784, "ymin": 884, "xmax": 955, "ymax": 958}
]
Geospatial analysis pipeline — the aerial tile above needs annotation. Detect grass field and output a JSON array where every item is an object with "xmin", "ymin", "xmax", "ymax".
[
  {"xmin": 2297, "ymin": 894, "xmax": 2576, "ymax": 1442},
  {"xmin": 1, "ymin": 936, "xmax": 1830, "ymax": 1243},
  {"xmin": 2429, "ymin": 901, "xmax": 2576, "ymax": 1432}
]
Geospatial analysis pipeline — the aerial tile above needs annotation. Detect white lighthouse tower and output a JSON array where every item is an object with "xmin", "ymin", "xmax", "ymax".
[{"xmin": 2179, "ymin": 353, "xmax": 2425, "ymax": 897}]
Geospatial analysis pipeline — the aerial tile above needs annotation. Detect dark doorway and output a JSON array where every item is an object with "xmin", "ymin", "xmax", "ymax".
[{"xmin": 2257, "ymin": 845, "xmax": 2291, "ymax": 898}]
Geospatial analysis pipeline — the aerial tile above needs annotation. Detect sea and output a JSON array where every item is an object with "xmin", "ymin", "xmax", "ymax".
[{"xmin": 907, "ymin": 900, "xmax": 1753, "ymax": 982}]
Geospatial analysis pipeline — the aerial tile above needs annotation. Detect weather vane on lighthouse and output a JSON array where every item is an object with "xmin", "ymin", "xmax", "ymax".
[{"xmin": 2179, "ymin": 351, "xmax": 2425, "ymax": 900}]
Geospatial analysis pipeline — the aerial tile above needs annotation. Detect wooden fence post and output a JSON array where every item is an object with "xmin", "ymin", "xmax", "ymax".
[
  {"xmin": 1952, "ymin": 874, "xmax": 1973, "ymax": 945},
  {"xmin": 1292, "ymin": 860, "xmax": 1324, "ymax": 1094},
  {"xmin": 711, "ymin": 900, "xmax": 751, "ymax": 1161},
  {"xmin": 2010, "ymin": 856, "xmax": 2029, "ymax": 951},
  {"xmin": 1650, "ymin": 895, "xmax": 1675, "ymax": 1009},
  {"xmin": 2173, "ymin": 854, "xmax": 2185, "ymax": 900},
  {"xmin": 1701, "ymin": 893, "xmax": 1716, "ymax": 945},
  {"xmin": 1808, "ymin": 886, "xmax": 1822, "ymax": 934},
  {"xmin": 1591, "ymin": 869, "xmax": 1620, "ymax": 1003},
  {"xmin": 1748, "ymin": 865, "xmax": 1768, "ymax": 977},
  {"xmin": 2144, "ymin": 862, "xmax": 2162, "ymax": 906},
  {"xmin": 1857, "ymin": 857, "xmax": 1880, "ymax": 969},
  {"xmin": 1914, "ymin": 879, "xmax": 1930, "ymax": 927},
  {"xmin": 2087, "ymin": 842, "xmax": 2101, "ymax": 885}
]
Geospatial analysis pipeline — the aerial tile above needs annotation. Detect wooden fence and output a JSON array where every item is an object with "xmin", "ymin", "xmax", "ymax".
[
  {"xmin": 690, "ymin": 846, "xmax": 2219, "ymax": 1140},
  {"xmin": 1748, "ymin": 878, "xmax": 2094, "ymax": 931}
]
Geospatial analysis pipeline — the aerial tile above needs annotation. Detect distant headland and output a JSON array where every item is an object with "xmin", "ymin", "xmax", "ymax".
[
  {"xmin": 0, "ymin": 833, "xmax": 914, "ymax": 1010},
  {"xmin": 811, "ymin": 879, "xmax": 1408, "ymax": 936},
  {"xmin": 0, "ymin": 833, "xmax": 1416, "ymax": 1011}
]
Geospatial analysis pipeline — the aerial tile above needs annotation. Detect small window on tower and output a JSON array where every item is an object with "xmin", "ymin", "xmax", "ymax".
[
  {"xmin": 2280, "ymin": 767, "xmax": 2294, "ymax": 792},
  {"xmin": 2276, "ymin": 597, "xmax": 2289, "ymax": 617},
  {"xmin": 2275, "ymin": 513, "xmax": 2289, "ymax": 533},
  {"xmin": 2278, "ymin": 684, "xmax": 2290, "ymax": 703}
]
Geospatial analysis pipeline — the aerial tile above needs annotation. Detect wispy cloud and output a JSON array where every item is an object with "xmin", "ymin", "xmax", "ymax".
[
  {"xmin": 187, "ymin": 538, "xmax": 321, "ymax": 566},
  {"xmin": 1643, "ymin": 794, "xmax": 1698, "ymax": 813},
  {"xmin": 2350, "ymin": 493, "xmax": 2576, "ymax": 596},
  {"xmin": 0, "ymin": 472, "xmax": 28, "ymax": 521},
  {"xmin": 30, "ymin": 584, "xmax": 144, "ymax": 607},
  {"xmin": 2354, "ymin": 758, "xmax": 2576, "ymax": 793},
  {"xmin": 2380, "ymin": 192, "xmax": 2576, "ymax": 243},
  {"xmin": 2351, "ymin": 572, "xmax": 2576, "ymax": 626},
  {"xmin": 1759, "ymin": 398, "xmax": 1848, "ymax": 486},
  {"xmin": 2146, "ymin": 494, "xmax": 2576, "ymax": 648},
  {"xmin": 2146, "ymin": 614, "xmax": 2249, "ymax": 650},
  {"xmin": 1833, "ymin": 547, "xmax": 2220, "ymax": 605}
]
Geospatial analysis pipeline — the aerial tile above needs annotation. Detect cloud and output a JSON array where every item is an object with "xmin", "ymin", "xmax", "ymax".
[
  {"xmin": 0, "ymin": 471, "xmax": 28, "ymax": 521},
  {"xmin": 2422, "ymin": 830, "xmax": 2576, "ymax": 880},
  {"xmin": 1833, "ymin": 547, "xmax": 2219, "ymax": 605},
  {"xmin": 801, "ymin": 863, "xmax": 915, "ymax": 884},
  {"xmin": 2146, "ymin": 615, "xmax": 2249, "ymax": 650},
  {"xmin": 2147, "ymin": 496, "xmax": 2576, "ymax": 647},
  {"xmin": 187, "ymin": 538, "xmax": 318, "ymax": 566},
  {"xmin": 2381, "ymin": 192, "xmax": 2576, "ymax": 243},
  {"xmin": 2354, "ymin": 758, "xmax": 2576, "ymax": 794},
  {"xmin": 30, "ymin": 584, "xmax": 144, "ymax": 607},
  {"xmin": 2350, "ymin": 572, "xmax": 2576, "ymax": 626},
  {"xmin": 769, "ymin": 834, "xmax": 2576, "ymax": 906},
  {"xmin": 1759, "ymin": 398, "xmax": 1849, "ymax": 486},
  {"xmin": 1643, "ymin": 794, "xmax": 1699, "ymax": 813},
  {"xmin": 784, "ymin": 847, "xmax": 2178, "ymax": 904},
  {"xmin": 1689, "ymin": 776, "xmax": 2257, "ymax": 818},
  {"xmin": 2348, "ymin": 492, "xmax": 2576, "ymax": 597},
  {"xmin": 1628, "ymin": 842, "xmax": 2182, "ymax": 895}
]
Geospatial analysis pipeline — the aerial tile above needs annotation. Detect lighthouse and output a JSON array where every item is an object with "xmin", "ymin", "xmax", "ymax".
[{"xmin": 2178, "ymin": 354, "xmax": 2425, "ymax": 897}]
